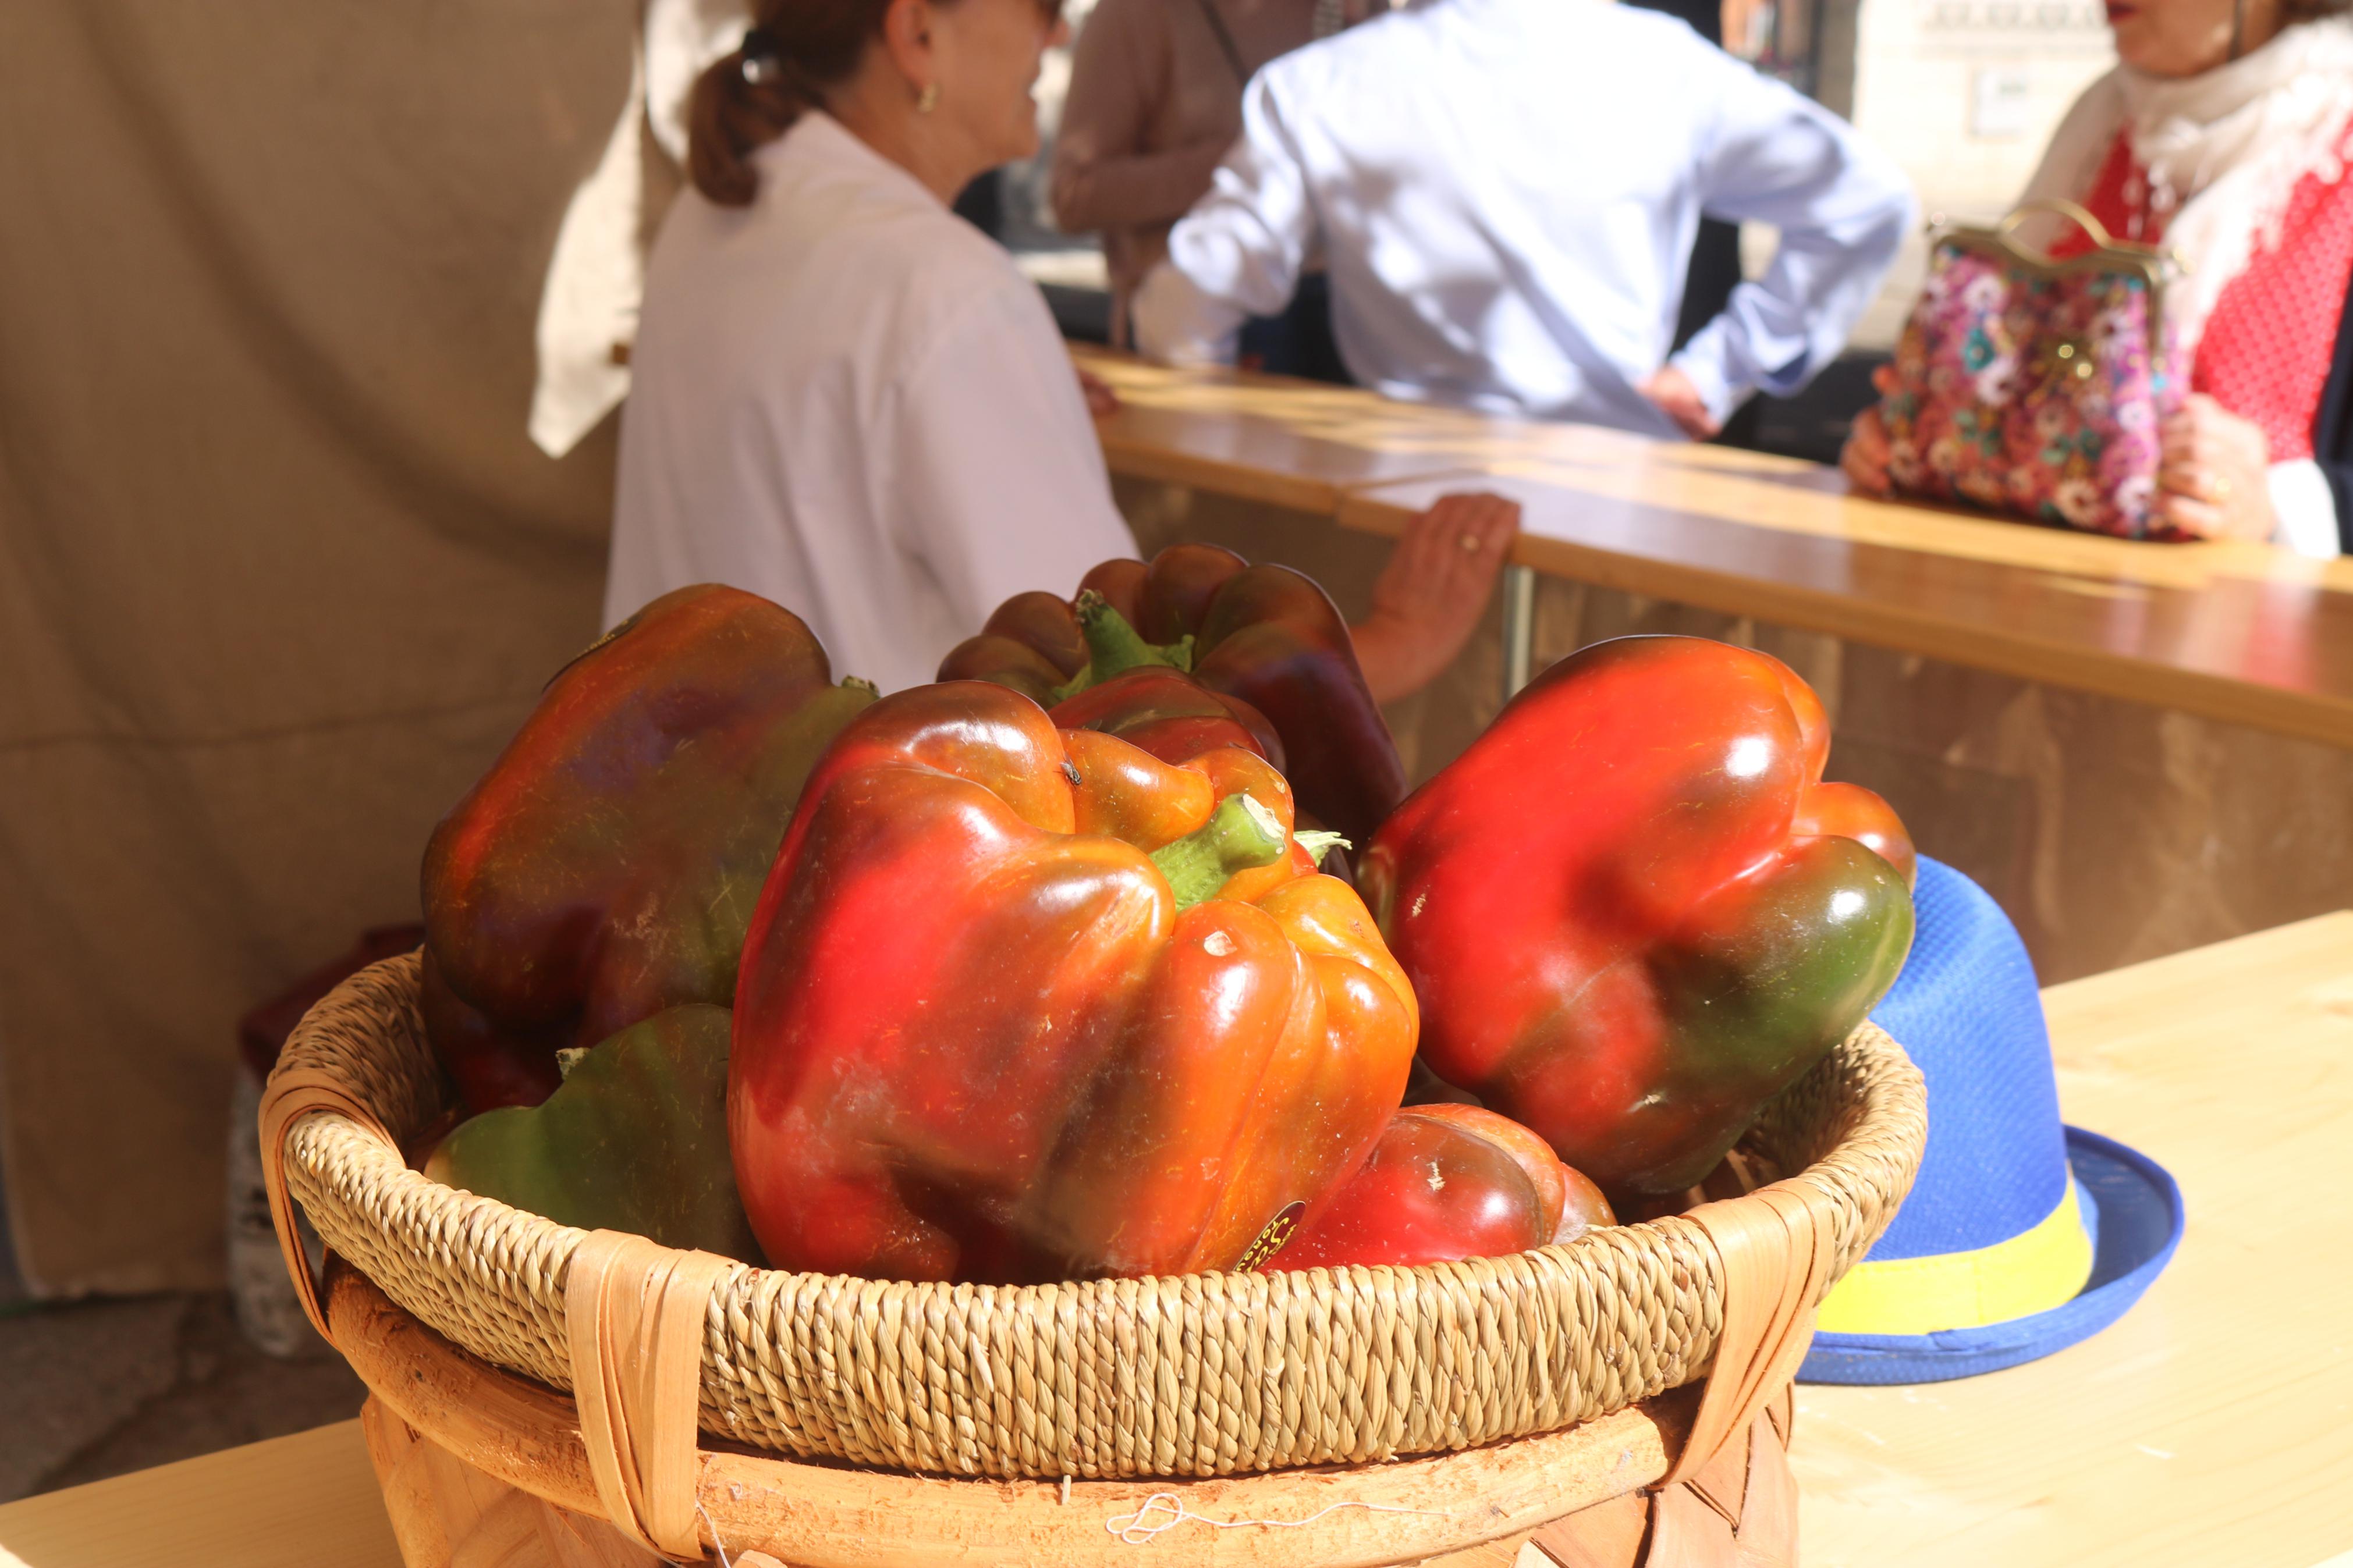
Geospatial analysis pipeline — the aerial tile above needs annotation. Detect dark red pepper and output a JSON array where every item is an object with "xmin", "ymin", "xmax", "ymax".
[
  {"xmin": 939, "ymin": 544, "xmax": 1406, "ymax": 844},
  {"xmin": 1269, "ymin": 1104, "xmax": 1615, "ymax": 1271},
  {"xmin": 420, "ymin": 585, "xmax": 876, "ymax": 1111}
]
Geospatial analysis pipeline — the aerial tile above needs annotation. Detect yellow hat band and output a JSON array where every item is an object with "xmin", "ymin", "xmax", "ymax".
[{"xmin": 1815, "ymin": 1181, "xmax": 2094, "ymax": 1337}]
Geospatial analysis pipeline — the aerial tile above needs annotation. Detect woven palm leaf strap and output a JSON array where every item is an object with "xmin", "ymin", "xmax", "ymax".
[
  {"xmin": 1664, "ymin": 1187, "xmax": 1834, "ymax": 1506},
  {"xmin": 565, "ymin": 1231, "xmax": 734, "ymax": 1561},
  {"xmin": 258, "ymin": 1068, "xmax": 399, "ymax": 1343}
]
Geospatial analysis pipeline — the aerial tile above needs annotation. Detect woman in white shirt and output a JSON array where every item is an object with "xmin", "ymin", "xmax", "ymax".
[
  {"xmin": 608, "ymin": 0, "xmax": 1134, "ymax": 694},
  {"xmin": 610, "ymin": 0, "xmax": 1519, "ymax": 696}
]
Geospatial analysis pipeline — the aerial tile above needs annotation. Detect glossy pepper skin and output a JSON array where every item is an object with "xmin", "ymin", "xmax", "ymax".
[
  {"xmin": 423, "ymin": 1005, "xmax": 764, "ymax": 1262},
  {"xmin": 1361, "ymin": 635, "xmax": 1916, "ymax": 1197},
  {"xmin": 1269, "ymin": 1104, "xmax": 1615, "ymax": 1272},
  {"xmin": 728, "ymin": 680, "xmax": 1418, "ymax": 1283},
  {"xmin": 421, "ymin": 585, "xmax": 876, "ymax": 1112},
  {"xmin": 938, "ymin": 545, "xmax": 1407, "ymax": 845}
]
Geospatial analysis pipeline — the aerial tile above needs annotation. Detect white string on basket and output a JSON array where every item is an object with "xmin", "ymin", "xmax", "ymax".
[
  {"xmin": 700, "ymin": 1502, "xmax": 736, "ymax": 1567},
  {"xmin": 1104, "ymin": 1492, "xmax": 1454, "ymax": 1546},
  {"xmin": 699, "ymin": 1500, "xmax": 786, "ymax": 1568}
]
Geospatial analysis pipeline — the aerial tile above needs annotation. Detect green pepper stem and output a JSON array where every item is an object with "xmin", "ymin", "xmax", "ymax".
[
  {"xmin": 1150, "ymin": 793, "xmax": 1288, "ymax": 909},
  {"xmin": 1074, "ymin": 589, "xmax": 1170, "ymax": 680},
  {"xmin": 1061, "ymin": 592, "xmax": 1193, "ymax": 697},
  {"xmin": 1293, "ymin": 830, "xmax": 1351, "ymax": 867}
]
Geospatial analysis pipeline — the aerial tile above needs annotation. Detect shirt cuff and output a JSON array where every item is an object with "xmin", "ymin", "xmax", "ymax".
[
  {"xmin": 2269, "ymin": 460, "xmax": 2341, "ymax": 558},
  {"xmin": 1665, "ymin": 342, "xmax": 1745, "ymax": 428},
  {"xmin": 1133, "ymin": 261, "xmax": 1244, "ymax": 367}
]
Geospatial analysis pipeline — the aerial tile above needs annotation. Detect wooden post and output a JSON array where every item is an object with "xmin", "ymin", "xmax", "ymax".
[{"xmin": 1502, "ymin": 563, "xmax": 1537, "ymax": 705}]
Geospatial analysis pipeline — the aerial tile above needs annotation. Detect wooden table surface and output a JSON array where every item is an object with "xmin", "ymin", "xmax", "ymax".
[
  {"xmin": 6, "ymin": 913, "xmax": 2347, "ymax": 1567},
  {"xmin": 1795, "ymin": 909, "xmax": 2353, "ymax": 1567},
  {"xmin": 0, "ymin": 1422, "xmax": 402, "ymax": 1568},
  {"xmin": 1078, "ymin": 347, "xmax": 2353, "ymax": 749}
]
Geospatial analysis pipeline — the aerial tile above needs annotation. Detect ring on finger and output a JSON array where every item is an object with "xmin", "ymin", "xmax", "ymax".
[{"xmin": 2211, "ymin": 473, "xmax": 2232, "ymax": 504}]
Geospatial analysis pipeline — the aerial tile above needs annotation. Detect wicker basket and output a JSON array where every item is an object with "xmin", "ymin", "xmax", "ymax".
[{"xmin": 265, "ymin": 951, "xmax": 1924, "ymax": 1564}]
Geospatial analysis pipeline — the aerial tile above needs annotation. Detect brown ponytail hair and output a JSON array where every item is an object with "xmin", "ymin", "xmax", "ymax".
[{"xmin": 687, "ymin": 0, "xmax": 899, "ymax": 207}]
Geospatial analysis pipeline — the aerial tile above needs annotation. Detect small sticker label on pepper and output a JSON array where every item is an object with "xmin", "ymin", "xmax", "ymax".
[{"xmin": 1233, "ymin": 1200, "xmax": 1306, "ymax": 1273}]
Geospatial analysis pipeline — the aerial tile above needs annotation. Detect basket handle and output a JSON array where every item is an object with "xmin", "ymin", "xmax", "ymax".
[
  {"xmin": 566, "ymin": 1231, "xmax": 735, "ymax": 1562},
  {"xmin": 258, "ymin": 1068, "xmax": 399, "ymax": 1344},
  {"xmin": 1994, "ymin": 197, "xmax": 2119, "ymax": 254},
  {"xmin": 1663, "ymin": 1186, "xmax": 1834, "ymax": 1495}
]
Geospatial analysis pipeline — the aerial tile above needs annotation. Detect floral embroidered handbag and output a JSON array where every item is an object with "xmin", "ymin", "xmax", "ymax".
[{"xmin": 1875, "ymin": 200, "xmax": 2183, "ymax": 539}]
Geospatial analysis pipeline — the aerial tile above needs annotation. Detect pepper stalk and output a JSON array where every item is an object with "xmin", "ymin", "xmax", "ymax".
[
  {"xmin": 1055, "ymin": 592, "xmax": 1194, "ymax": 699},
  {"xmin": 1149, "ymin": 793, "xmax": 1288, "ymax": 909}
]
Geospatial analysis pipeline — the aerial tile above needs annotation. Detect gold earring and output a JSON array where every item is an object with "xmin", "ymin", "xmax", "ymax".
[{"xmin": 916, "ymin": 81, "xmax": 939, "ymax": 113}]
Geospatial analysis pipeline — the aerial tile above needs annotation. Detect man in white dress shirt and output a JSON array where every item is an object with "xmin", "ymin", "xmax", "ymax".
[{"xmin": 1132, "ymin": 0, "xmax": 1915, "ymax": 440}]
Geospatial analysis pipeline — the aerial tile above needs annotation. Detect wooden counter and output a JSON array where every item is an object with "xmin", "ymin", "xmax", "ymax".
[
  {"xmin": 1086, "ymin": 354, "xmax": 1488, "ymax": 514},
  {"xmin": 1081, "ymin": 348, "xmax": 2353, "ymax": 750},
  {"xmin": 7, "ymin": 915, "xmax": 2348, "ymax": 1567}
]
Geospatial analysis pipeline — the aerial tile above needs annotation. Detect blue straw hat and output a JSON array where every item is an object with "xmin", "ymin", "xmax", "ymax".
[{"xmin": 1800, "ymin": 856, "xmax": 2184, "ymax": 1385}]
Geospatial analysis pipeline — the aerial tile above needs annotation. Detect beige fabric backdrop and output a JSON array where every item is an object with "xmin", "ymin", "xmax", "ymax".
[{"xmin": 0, "ymin": 1, "xmax": 635, "ymax": 1294}]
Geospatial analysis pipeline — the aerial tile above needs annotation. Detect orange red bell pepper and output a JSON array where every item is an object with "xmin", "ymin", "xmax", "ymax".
[
  {"xmin": 727, "ymin": 681, "xmax": 1417, "ymax": 1283},
  {"xmin": 1362, "ymin": 636, "xmax": 1915, "ymax": 1197}
]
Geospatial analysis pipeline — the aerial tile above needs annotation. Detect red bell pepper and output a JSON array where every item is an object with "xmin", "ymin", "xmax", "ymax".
[
  {"xmin": 1268, "ymin": 1104, "xmax": 1615, "ymax": 1271},
  {"xmin": 728, "ymin": 680, "xmax": 1417, "ymax": 1283},
  {"xmin": 421, "ymin": 585, "xmax": 876, "ymax": 1111},
  {"xmin": 1361, "ymin": 635, "xmax": 1915, "ymax": 1197},
  {"xmin": 938, "ymin": 545, "xmax": 1407, "ymax": 845}
]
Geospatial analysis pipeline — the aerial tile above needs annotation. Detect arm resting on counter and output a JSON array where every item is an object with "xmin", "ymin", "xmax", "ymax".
[
  {"xmin": 1133, "ymin": 261, "xmax": 1252, "ymax": 365},
  {"xmin": 1133, "ymin": 77, "xmax": 1320, "ymax": 365},
  {"xmin": 1666, "ymin": 55, "xmax": 1915, "ymax": 425}
]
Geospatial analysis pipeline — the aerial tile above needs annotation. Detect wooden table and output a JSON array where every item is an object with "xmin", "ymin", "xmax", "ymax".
[
  {"xmin": 0, "ymin": 1423, "xmax": 402, "ymax": 1568},
  {"xmin": 1081, "ymin": 349, "xmax": 2353, "ymax": 749},
  {"xmin": 1794, "ymin": 909, "xmax": 2353, "ymax": 1567},
  {"xmin": 6, "ymin": 913, "xmax": 2348, "ymax": 1566}
]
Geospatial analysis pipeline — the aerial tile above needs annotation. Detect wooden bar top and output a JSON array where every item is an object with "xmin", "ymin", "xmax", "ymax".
[
  {"xmin": 1079, "ymin": 347, "xmax": 2353, "ymax": 749},
  {"xmin": 1083, "ymin": 349, "xmax": 1490, "ymax": 513},
  {"xmin": 6, "ymin": 915, "xmax": 2347, "ymax": 1567}
]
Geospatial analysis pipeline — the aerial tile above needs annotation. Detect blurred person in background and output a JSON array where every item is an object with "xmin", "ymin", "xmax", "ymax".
[
  {"xmin": 1127, "ymin": 0, "xmax": 1914, "ymax": 439},
  {"xmin": 1052, "ymin": 0, "xmax": 1383, "ymax": 367},
  {"xmin": 1845, "ymin": 0, "xmax": 2353, "ymax": 553},
  {"xmin": 608, "ymin": 0, "xmax": 1522, "ymax": 698}
]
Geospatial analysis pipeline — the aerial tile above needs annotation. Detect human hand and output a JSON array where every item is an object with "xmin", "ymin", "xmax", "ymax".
[
  {"xmin": 2158, "ymin": 394, "xmax": 2273, "ymax": 542},
  {"xmin": 1077, "ymin": 366, "xmax": 1122, "ymax": 419},
  {"xmin": 1841, "ymin": 407, "xmax": 1895, "ymax": 496},
  {"xmin": 1637, "ymin": 365, "xmax": 1722, "ymax": 440},
  {"xmin": 1350, "ymin": 492, "xmax": 1522, "ymax": 704},
  {"xmin": 1840, "ymin": 364, "xmax": 1898, "ymax": 496}
]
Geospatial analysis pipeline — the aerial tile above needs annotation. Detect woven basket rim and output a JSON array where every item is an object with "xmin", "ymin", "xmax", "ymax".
[{"xmin": 275, "ymin": 951, "xmax": 1926, "ymax": 1480}]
